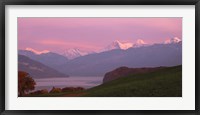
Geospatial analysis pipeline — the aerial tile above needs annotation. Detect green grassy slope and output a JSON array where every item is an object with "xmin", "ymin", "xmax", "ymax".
[{"xmin": 83, "ymin": 65, "xmax": 182, "ymax": 97}]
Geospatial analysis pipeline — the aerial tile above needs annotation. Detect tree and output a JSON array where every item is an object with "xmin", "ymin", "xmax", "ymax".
[{"xmin": 18, "ymin": 71, "xmax": 36, "ymax": 96}]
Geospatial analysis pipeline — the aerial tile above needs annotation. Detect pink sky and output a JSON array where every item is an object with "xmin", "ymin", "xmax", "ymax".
[{"xmin": 18, "ymin": 18, "xmax": 182, "ymax": 52}]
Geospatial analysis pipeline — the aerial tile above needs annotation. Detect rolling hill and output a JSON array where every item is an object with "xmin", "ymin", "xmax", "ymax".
[
  {"xmin": 18, "ymin": 55, "xmax": 69, "ymax": 78},
  {"xmin": 19, "ymin": 49, "xmax": 69, "ymax": 72},
  {"xmin": 83, "ymin": 65, "xmax": 182, "ymax": 97}
]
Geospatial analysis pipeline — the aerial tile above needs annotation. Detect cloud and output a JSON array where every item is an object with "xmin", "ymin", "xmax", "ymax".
[{"xmin": 39, "ymin": 40, "xmax": 67, "ymax": 45}]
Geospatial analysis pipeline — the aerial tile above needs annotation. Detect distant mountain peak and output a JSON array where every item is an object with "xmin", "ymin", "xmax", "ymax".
[
  {"xmin": 25, "ymin": 48, "xmax": 50, "ymax": 55},
  {"xmin": 133, "ymin": 39, "xmax": 148, "ymax": 48},
  {"xmin": 113, "ymin": 40, "xmax": 121, "ymax": 44},
  {"xmin": 105, "ymin": 40, "xmax": 133, "ymax": 51},
  {"xmin": 58, "ymin": 48, "xmax": 93, "ymax": 59},
  {"xmin": 111, "ymin": 40, "xmax": 122, "ymax": 49},
  {"xmin": 164, "ymin": 37, "xmax": 181, "ymax": 44},
  {"xmin": 136, "ymin": 39, "xmax": 147, "ymax": 45}
]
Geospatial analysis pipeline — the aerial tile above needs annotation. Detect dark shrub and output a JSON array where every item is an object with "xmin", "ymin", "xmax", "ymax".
[
  {"xmin": 75, "ymin": 87, "xmax": 85, "ymax": 91},
  {"xmin": 62, "ymin": 87, "xmax": 75, "ymax": 92},
  {"xmin": 29, "ymin": 89, "xmax": 48, "ymax": 95},
  {"xmin": 62, "ymin": 87, "xmax": 85, "ymax": 92}
]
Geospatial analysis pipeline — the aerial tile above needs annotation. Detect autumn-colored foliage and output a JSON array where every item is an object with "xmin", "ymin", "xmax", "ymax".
[{"xmin": 18, "ymin": 71, "xmax": 36, "ymax": 96}]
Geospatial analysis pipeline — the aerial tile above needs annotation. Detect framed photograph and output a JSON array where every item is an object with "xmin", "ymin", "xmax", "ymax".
[{"xmin": 1, "ymin": 0, "xmax": 199, "ymax": 114}]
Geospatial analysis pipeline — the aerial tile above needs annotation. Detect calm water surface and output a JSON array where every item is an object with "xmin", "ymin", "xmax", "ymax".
[{"xmin": 34, "ymin": 76, "xmax": 103, "ymax": 91}]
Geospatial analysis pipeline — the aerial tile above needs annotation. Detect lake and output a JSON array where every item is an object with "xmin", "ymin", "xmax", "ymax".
[{"xmin": 34, "ymin": 76, "xmax": 103, "ymax": 91}]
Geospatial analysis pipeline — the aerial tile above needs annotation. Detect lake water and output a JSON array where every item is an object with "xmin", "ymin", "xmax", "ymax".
[{"xmin": 34, "ymin": 76, "xmax": 103, "ymax": 91}]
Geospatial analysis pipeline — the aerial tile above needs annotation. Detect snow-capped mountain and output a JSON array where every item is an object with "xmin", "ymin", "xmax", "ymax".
[
  {"xmin": 102, "ymin": 38, "xmax": 181, "ymax": 52},
  {"xmin": 102, "ymin": 39, "xmax": 148, "ymax": 52},
  {"xmin": 164, "ymin": 37, "xmax": 181, "ymax": 44},
  {"xmin": 133, "ymin": 39, "xmax": 148, "ymax": 47},
  {"xmin": 58, "ymin": 48, "xmax": 94, "ymax": 59},
  {"xmin": 102, "ymin": 40, "xmax": 133, "ymax": 52},
  {"xmin": 25, "ymin": 48, "xmax": 50, "ymax": 55}
]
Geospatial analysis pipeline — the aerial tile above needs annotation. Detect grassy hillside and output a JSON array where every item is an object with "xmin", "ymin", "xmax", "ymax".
[{"xmin": 82, "ymin": 65, "xmax": 182, "ymax": 97}]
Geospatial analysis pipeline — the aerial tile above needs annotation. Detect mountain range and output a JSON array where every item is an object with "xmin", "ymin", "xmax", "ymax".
[
  {"xmin": 20, "ymin": 37, "xmax": 181, "ymax": 60},
  {"xmin": 58, "ymin": 42, "xmax": 182, "ymax": 76},
  {"xmin": 18, "ymin": 37, "xmax": 182, "ymax": 77},
  {"xmin": 56, "ymin": 48, "xmax": 94, "ymax": 59},
  {"xmin": 100, "ymin": 39, "xmax": 148, "ymax": 52}
]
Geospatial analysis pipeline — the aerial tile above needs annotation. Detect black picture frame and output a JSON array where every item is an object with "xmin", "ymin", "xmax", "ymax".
[{"xmin": 0, "ymin": 0, "xmax": 199, "ymax": 115}]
